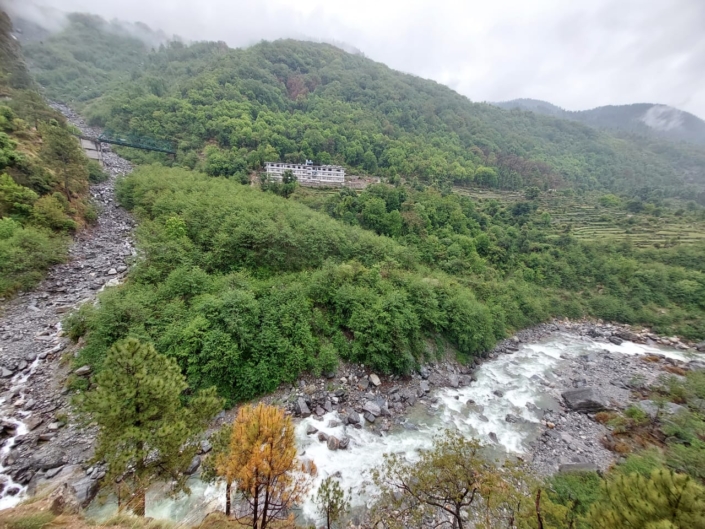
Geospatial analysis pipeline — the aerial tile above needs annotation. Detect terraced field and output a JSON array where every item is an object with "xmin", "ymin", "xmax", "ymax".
[{"xmin": 453, "ymin": 185, "xmax": 705, "ymax": 248}]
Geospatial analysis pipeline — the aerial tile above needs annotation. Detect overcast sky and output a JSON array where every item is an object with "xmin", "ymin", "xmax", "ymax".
[{"xmin": 8, "ymin": 0, "xmax": 705, "ymax": 119}]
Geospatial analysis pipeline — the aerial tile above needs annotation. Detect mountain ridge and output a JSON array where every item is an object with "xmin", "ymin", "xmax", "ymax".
[{"xmin": 494, "ymin": 98, "xmax": 705, "ymax": 146}]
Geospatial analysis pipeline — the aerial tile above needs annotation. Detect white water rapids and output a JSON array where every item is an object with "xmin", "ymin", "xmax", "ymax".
[{"xmin": 82, "ymin": 333, "xmax": 692, "ymax": 525}]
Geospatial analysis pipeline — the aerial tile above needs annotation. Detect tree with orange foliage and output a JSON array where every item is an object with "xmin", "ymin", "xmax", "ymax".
[{"xmin": 225, "ymin": 403, "xmax": 316, "ymax": 528}]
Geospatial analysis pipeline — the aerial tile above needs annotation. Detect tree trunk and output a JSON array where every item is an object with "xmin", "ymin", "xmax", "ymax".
[
  {"xmin": 133, "ymin": 488, "xmax": 146, "ymax": 517},
  {"xmin": 225, "ymin": 481, "xmax": 231, "ymax": 517},
  {"xmin": 252, "ymin": 482, "xmax": 259, "ymax": 529},
  {"xmin": 261, "ymin": 485, "xmax": 270, "ymax": 529}
]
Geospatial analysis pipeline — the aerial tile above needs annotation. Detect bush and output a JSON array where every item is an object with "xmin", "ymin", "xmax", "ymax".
[
  {"xmin": 0, "ymin": 224, "xmax": 66, "ymax": 296},
  {"xmin": 32, "ymin": 193, "xmax": 77, "ymax": 231}
]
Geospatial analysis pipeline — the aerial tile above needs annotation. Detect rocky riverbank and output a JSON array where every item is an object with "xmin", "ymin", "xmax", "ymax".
[
  {"xmin": 278, "ymin": 319, "xmax": 703, "ymax": 478},
  {"xmin": 0, "ymin": 103, "xmax": 134, "ymax": 507}
]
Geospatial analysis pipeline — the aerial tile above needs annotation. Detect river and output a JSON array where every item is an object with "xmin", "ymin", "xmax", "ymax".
[{"xmin": 82, "ymin": 331, "xmax": 692, "ymax": 526}]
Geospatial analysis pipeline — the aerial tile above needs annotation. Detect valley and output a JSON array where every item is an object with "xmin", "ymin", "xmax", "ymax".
[{"xmin": 0, "ymin": 5, "xmax": 704, "ymax": 529}]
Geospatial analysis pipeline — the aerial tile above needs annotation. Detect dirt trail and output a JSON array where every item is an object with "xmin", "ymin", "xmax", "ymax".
[{"xmin": 0, "ymin": 104, "xmax": 134, "ymax": 508}]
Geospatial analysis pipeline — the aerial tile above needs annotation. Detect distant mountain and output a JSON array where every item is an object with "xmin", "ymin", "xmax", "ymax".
[{"xmin": 494, "ymin": 99, "xmax": 705, "ymax": 147}]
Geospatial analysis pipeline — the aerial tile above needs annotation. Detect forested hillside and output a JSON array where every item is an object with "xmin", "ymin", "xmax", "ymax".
[
  {"xmin": 65, "ymin": 166, "xmax": 705, "ymax": 405},
  {"xmin": 0, "ymin": 12, "xmax": 101, "ymax": 296},
  {"xmin": 497, "ymin": 98, "xmax": 705, "ymax": 148},
  {"xmin": 20, "ymin": 14, "xmax": 705, "ymax": 203}
]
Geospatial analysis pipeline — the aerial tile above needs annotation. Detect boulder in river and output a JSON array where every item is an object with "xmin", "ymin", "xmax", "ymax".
[
  {"xmin": 369, "ymin": 374, "xmax": 381, "ymax": 387},
  {"xmin": 347, "ymin": 411, "xmax": 361, "ymax": 425},
  {"xmin": 306, "ymin": 424, "xmax": 319, "ymax": 435},
  {"xmin": 561, "ymin": 387, "xmax": 610, "ymax": 413},
  {"xmin": 327, "ymin": 436, "xmax": 340, "ymax": 451},
  {"xmin": 363, "ymin": 411, "xmax": 376, "ymax": 423},
  {"xmin": 608, "ymin": 336, "xmax": 623, "ymax": 345}
]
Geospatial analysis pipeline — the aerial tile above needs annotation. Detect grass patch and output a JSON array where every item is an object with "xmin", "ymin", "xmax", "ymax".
[{"xmin": 6, "ymin": 513, "xmax": 56, "ymax": 529}]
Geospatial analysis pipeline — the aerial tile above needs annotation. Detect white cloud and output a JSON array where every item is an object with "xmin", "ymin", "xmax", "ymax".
[{"xmin": 7, "ymin": 0, "xmax": 705, "ymax": 119}]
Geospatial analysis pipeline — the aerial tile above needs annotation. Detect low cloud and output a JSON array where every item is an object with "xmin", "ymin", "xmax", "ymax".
[{"xmin": 6, "ymin": 0, "xmax": 705, "ymax": 119}]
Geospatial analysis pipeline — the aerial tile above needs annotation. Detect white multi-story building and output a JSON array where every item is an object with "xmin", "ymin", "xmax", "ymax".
[{"xmin": 264, "ymin": 161, "xmax": 345, "ymax": 186}]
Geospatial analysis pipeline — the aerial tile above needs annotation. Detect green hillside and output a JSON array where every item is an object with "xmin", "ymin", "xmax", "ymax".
[
  {"xmin": 0, "ymin": 12, "xmax": 100, "ymax": 296},
  {"xmin": 21, "ymin": 14, "xmax": 705, "ymax": 203}
]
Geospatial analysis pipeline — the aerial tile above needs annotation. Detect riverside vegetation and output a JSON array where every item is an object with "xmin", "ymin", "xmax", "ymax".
[{"xmin": 2, "ymin": 8, "xmax": 705, "ymax": 529}]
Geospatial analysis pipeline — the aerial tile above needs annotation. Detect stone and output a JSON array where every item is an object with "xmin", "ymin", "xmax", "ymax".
[
  {"xmin": 362, "ymin": 401, "xmax": 382, "ymax": 417},
  {"xmin": 493, "ymin": 389, "xmax": 504, "ymax": 398},
  {"xmin": 25, "ymin": 417, "xmax": 43, "ymax": 431},
  {"xmin": 339, "ymin": 437, "xmax": 350, "ymax": 449},
  {"xmin": 315, "ymin": 406, "xmax": 325, "ymax": 417},
  {"xmin": 358, "ymin": 378, "xmax": 370, "ymax": 390},
  {"xmin": 448, "ymin": 374, "xmax": 459, "ymax": 388},
  {"xmin": 615, "ymin": 330, "xmax": 638, "ymax": 342},
  {"xmin": 347, "ymin": 411, "xmax": 361, "ymax": 424},
  {"xmin": 296, "ymin": 397, "xmax": 311, "ymax": 418},
  {"xmin": 74, "ymin": 365, "xmax": 92, "ymax": 376},
  {"xmin": 327, "ymin": 436, "xmax": 340, "ymax": 451},
  {"xmin": 327, "ymin": 420, "xmax": 340, "ymax": 428},
  {"xmin": 0, "ymin": 367, "xmax": 13, "ymax": 378},
  {"xmin": 306, "ymin": 424, "xmax": 319, "ymax": 435},
  {"xmin": 637, "ymin": 400, "xmax": 685, "ymax": 419},
  {"xmin": 49, "ymin": 483, "xmax": 81, "ymax": 515},
  {"xmin": 478, "ymin": 414, "xmax": 489, "ymax": 422},
  {"xmin": 489, "ymin": 432, "xmax": 498, "ymax": 443},
  {"xmin": 559, "ymin": 462, "xmax": 598, "ymax": 473},
  {"xmin": 505, "ymin": 414, "xmax": 520, "ymax": 423},
  {"xmin": 317, "ymin": 432, "xmax": 329, "ymax": 442},
  {"xmin": 561, "ymin": 387, "xmax": 610, "ymax": 413},
  {"xmin": 107, "ymin": 268, "xmax": 118, "ymax": 275},
  {"xmin": 696, "ymin": 341, "xmax": 705, "ymax": 352},
  {"xmin": 418, "ymin": 366, "xmax": 430, "ymax": 379},
  {"xmin": 70, "ymin": 476, "xmax": 99, "ymax": 507},
  {"xmin": 200, "ymin": 440, "xmax": 212, "ymax": 454},
  {"xmin": 45, "ymin": 466, "xmax": 64, "ymax": 479},
  {"xmin": 608, "ymin": 336, "xmax": 623, "ymax": 345},
  {"xmin": 369, "ymin": 373, "xmax": 381, "ymax": 387},
  {"xmin": 363, "ymin": 411, "xmax": 376, "ymax": 423},
  {"xmin": 185, "ymin": 456, "xmax": 201, "ymax": 475}
]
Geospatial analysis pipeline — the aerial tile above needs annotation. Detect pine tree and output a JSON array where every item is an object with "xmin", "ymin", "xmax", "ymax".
[
  {"xmin": 587, "ymin": 468, "xmax": 705, "ymax": 529},
  {"xmin": 225, "ymin": 403, "xmax": 316, "ymax": 528},
  {"xmin": 81, "ymin": 338, "xmax": 222, "ymax": 516},
  {"xmin": 315, "ymin": 477, "xmax": 350, "ymax": 529}
]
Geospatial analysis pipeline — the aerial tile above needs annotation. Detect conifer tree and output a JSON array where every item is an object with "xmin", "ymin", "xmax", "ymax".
[
  {"xmin": 587, "ymin": 468, "xmax": 705, "ymax": 529},
  {"xmin": 316, "ymin": 476, "xmax": 350, "ymax": 529},
  {"xmin": 225, "ymin": 403, "xmax": 316, "ymax": 528},
  {"xmin": 81, "ymin": 338, "xmax": 222, "ymax": 516}
]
